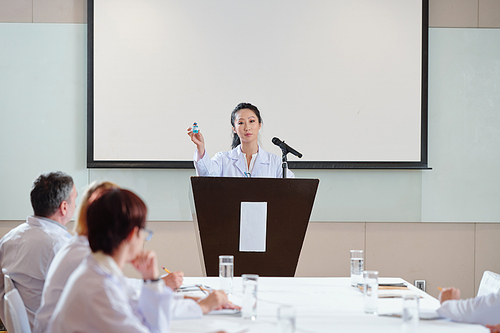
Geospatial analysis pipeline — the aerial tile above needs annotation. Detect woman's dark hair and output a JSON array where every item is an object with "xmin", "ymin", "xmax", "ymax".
[
  {"xmin": 30, "ymin": 171, "xmax": 74, "ymax": 217},
  {"xmin": 86, "ymin": 188, "xmax": 147, "ymax": 255},
  {"xmin": 230, "ymin": 102, "xmax": 263, "ymax": 149}
]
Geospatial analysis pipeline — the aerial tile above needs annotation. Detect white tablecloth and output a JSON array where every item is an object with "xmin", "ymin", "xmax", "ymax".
[{"xmin": 170, "ymin": 277, "xmax": 488, "ymax": 333}]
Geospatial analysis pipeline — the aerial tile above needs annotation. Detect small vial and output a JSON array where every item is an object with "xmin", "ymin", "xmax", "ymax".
[{"xmin": 193, "ymin": 122, "xmax": 199, "ymax": 134}]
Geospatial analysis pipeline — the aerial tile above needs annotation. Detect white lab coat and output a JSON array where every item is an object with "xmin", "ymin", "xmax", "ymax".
[
  {"xmin": 36, "ymin": 235, "xmax": 202, "ymax": 333},
  {"xmin": 48, "ymin": 252, "xmax": 173, "ymax": 333},
  {"xmin": 0, "ymin": 216, "xmax": 71, "ymax": 328},
  {"xmin": 436, "ymin": 291, "xmax": 500, "ymax": 325},
  {"xmin": 194, "ymin": 145, "xmax": 295, "ymax": 178},
  {"xmin": 34, "ymin": 235, "xmax": 92, "ymax": 333}
]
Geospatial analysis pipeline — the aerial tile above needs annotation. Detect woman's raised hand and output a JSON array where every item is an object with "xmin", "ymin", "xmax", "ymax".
[
  {"xmin": 187, "ymin": 127, "xmax": 205, "ymax": 160},
  {"xmin": 131, "ymin": 249, "xmax": 159, "ymax": 281}
]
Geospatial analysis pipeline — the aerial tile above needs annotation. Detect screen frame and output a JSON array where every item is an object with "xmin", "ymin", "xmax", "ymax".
[{"xmin": 87, "ymin": 0, "xmax": 429, "ymax": 170}]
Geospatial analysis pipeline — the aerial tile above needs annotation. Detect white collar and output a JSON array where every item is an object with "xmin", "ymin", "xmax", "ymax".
[
  {"xmin": 230, "ymin": 145, "xmax": 270, "ymax": 163},
  {"xmin": 28, "ymin": 215, "xmax": 68, "ymax": 231},
  {"xmin": 242, "ymin": 151, "xmax": 259, "ymax": 174},
  {"xmin": 91, "ymin": 251, "xmax": 123, "ymax": 278}
]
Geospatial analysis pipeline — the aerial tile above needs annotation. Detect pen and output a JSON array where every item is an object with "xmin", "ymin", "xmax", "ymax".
[
  {"xmin": 195, "ymin": 285, "xmax": 238, "ymax": 307},
  {"xmin": 198, "ymin": 285, "xmax": 210, "ymax": 295},
  {"xmin": 162, "ymin": 266, "xmax": 171, "ymax": 274}
]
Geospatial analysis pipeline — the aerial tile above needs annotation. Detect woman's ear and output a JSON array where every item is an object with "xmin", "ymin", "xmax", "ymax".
[
  {"xmin": 232, "ymin": 127, "xmax": 236, "ymax": 134},
  {"xmin": 126, "ymin": 226, "xmax": 139, "ymax": 242}
]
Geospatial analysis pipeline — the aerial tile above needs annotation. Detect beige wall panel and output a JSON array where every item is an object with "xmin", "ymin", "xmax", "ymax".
[
  {"xmin": 0, "ymin": 221, "xmax": 24, "ymax": 238},
  {"xmin": 0, "ymin": 220, "xmax": 201, "ymax": 280},
  {"xmin": 475, "ymin": 223, "xmax": 500, "ymax": 294},
  {"xmin": 1, "ymin": 220, "xmax": 495, "ymax": 299},
  {"xmin": 0, "ymin": 0, "xmax": 32, "ymax": 23},
  {"xmin": 429, "ymin": 0, "xmax": 478, "ymax": 27},
  {"xmin": 137, "ymin": 221, "xmax": 204, "ymax": 278},
  {"xmin": 295, "ymin": 222, "xmax": 365, "ymax": 277},
  {"xmin": 33, "ymin": 0, "xmax": 86, "ymax": 23},
  {"xmin": 0, "ymin": 220, "xmax": 77, "ymax": 237},
  {"xmin": 366, "ymin": 223, "xmax": 475, "ymax": 299},
  {"xmin": 479, "ymin": 0, "xmax": 500, "ymax": 27}
]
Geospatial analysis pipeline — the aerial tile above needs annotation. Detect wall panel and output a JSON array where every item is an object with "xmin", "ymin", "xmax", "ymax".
[{"xmin": 366, "ymin": 222, "xmax": 475, "ymax": 298}]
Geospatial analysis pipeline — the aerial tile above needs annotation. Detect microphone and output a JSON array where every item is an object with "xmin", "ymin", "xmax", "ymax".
[{"xmin": 272, "ymin": 137, "xmax": 302, "ymax": 158}]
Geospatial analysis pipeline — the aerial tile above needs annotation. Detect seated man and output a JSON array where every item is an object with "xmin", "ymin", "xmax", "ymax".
[
  {"xmin": 437, "ymin": 286, "xmax": 500, "ymax": 326},
  {"xmin": 0, "ymin": 171, "xmax": 75, "ymax": 328},
  {"xmin": 47, "ymin": 188, "xmax": 231, "ymax": 332}
]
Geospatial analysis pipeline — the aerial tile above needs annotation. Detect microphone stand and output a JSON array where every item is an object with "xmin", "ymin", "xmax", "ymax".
[
  {"xmin": 280, "ymin": 148, "xmax": 289, "ymax": 179},
  {"xmin": 272, "ymin": 137, "xmax": 302, "ymax": 178}
]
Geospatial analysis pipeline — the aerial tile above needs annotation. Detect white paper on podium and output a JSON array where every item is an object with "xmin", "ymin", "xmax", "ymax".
[{"xmin": 239, "ymin": 202, "xmax": 267, "ymax": 252}]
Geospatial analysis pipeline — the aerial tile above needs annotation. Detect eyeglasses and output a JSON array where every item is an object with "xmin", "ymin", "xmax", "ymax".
[{"xmin": 139, "ymin": 227, "xmax": 153, "ymax": 242}]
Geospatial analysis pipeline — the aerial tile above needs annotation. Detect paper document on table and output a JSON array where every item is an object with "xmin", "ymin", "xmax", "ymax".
[
  {"xmin": 379, "ymin": 309, "xmax": 443, "ymax": 320},
  {"xmin": 239, "ymin": 202, "xmax": 267, "ymax": 252},
  {"xmin": 207, "ymin": 308, "xmax": 241, "ymax": 315},
  {"xmin": 176, "ymin": 284, "xmax": 213, "ymax": 294},
  {"xmin": 378, "ymin": 289, "xmax": 422, "ymax": 298},
  {"xmin": 357, "ymin": 284, "xmax": 422, "ymax": 298},
  {"xmin": 358, "ymin": 283, "xmax": 409, "ymax": 291}
]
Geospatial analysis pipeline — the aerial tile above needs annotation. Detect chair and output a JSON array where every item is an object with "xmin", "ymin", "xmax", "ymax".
[
  {"xmin": 4, "ymin": 289, "xmax": 31, "ymax": 333},
  {"xmin": 2, "ymin": 268, "xmax": 15, "ymax": 294},
  {"xmin": 477, "ymin": 271, "xmax": 500, "ymax": 297}
]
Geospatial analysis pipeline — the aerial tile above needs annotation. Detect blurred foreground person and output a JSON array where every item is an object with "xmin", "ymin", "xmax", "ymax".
[
  {"xmin": 48, "ymin": 188, "xmax": 172, "ymax": 332},
  {"xmin": 437, "ymin": 286, "xmax": 500, "ymax": 326}
]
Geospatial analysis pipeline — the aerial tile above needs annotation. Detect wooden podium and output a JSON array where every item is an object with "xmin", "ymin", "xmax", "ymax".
[{"xmin": 191, "ymin": 177, "xmax": 319, "ymax": 277}]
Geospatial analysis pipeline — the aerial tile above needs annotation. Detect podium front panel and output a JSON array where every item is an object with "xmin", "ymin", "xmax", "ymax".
[{"xmin": 191, "ymin": 177, "xmax": 319, "ymax": 277}]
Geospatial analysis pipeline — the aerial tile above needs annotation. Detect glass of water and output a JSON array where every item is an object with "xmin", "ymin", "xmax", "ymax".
[
  {"xmin": 363, "ymin": 270, "xmax": 378, "ymax": 314},
  {"xmin": 402, "ymin": 294, "xmax": 419, "ymax": 333},
  {"xmin": 242, "ymin": 274, "xmax": 259, "ymax": 320},
  {"xmin": 350, "ymin": 250, "xmax": 364, "ymax": 286},
  {"xmin": 277, "ymin": 305, "xmax": 296, "ymax": 333},
  {"xmin": 219, "ymin": 255, "xmax": 233, "ymax": 294}
]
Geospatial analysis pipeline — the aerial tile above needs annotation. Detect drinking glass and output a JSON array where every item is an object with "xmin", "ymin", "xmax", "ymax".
[
  {"xmin": 277, "ymin": 305, "xmax": 296, "ymax": 333},
  {"xmin": 402, "ymin": 294, "xmax": 419, "ymax": 333},
  {"xmin": 219, "ymin": 255, "xmax": 233, "ymax": 294},
  {"xmin": 350, "ymin": 250, "xmax": 364, "ymax": 286},
  {"xmin": 241, "ymin": 274, "xmax": 259, "ymax": 320},
  {"xmin": 363, "ymin": 270, "xmax": 378, "ymax": 314}
]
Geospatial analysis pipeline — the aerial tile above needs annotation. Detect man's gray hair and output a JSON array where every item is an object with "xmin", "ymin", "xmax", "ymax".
[{"xmin": 30, "ymin": 171, "xmax": 74, "ymax": 217}]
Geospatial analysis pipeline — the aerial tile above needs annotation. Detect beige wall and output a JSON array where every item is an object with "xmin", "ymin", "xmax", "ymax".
[
  {"xmin": 1, "ymin": 0, "xmax": 499, "ymax": 301},
  {"xmin": 2, "ymin": 220, "xmax": 499, "ymax": 299},
  {"xmin": 1, "ymin": 0, "xmax": 500, "ymax": 28},
  {"xmin": 430, "ymin": 0, "xmax": 500, "ymax": 28}
]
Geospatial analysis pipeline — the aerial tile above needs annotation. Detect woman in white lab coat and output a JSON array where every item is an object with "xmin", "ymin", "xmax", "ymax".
[
  {"xmin": 35, "ymin": 181, "xmax": 120, "ymax": 333},
  {"xmin": 48, "ymin": 188, "xmax": 216, "ymax": 333},
  {"xmin": 187, "ymin": 102, "xmax": 295, "ymax": 178}
]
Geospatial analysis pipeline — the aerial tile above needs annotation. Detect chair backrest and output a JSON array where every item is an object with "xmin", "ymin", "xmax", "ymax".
[
  {"xmin": 3, "ymin": 270, "xmax": 15, "ymax": 294},
  {"xmin": 4, "ymin": 289, "xmax": 31, "ymax": 333},
  {"xmin": 477, "ymin": 271, "xmax": 500, "ymax": 297}
]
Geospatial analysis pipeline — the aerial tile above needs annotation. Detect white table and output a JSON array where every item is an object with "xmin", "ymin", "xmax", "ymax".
[{"xmin": 171, "ymin": 277, "xmax": 488, "ymax": 333}]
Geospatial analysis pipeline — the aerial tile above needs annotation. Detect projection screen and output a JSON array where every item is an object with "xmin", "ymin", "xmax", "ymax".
[{"xmin": 88, "ymin": 0, "xmax": 428, "ymax": 169}]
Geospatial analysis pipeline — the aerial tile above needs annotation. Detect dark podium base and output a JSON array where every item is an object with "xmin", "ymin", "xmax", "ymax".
[{"xmin": 191, "ymin": 177, "xmax": 319, "ymax": 277}]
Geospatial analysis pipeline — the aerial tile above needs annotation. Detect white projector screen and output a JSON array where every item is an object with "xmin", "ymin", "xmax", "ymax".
[{"xmin": 88, "ymin": 0, "xmax": 428, "ymax": 169}]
